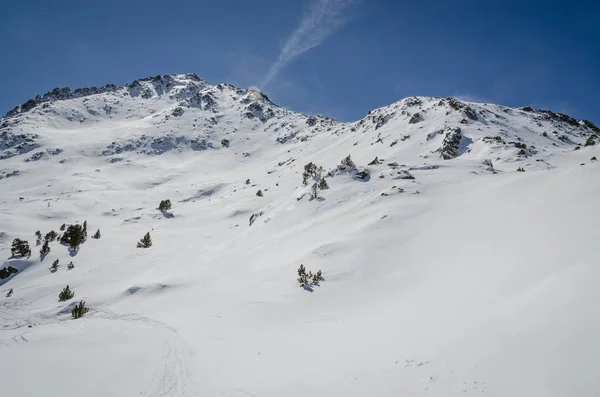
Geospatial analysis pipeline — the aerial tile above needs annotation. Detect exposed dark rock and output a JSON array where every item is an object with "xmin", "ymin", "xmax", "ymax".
[
  {"xmin": 245, "ymin": 102, "xmax": 274, "ymax": 123},
  {"xmin": 464, "ymin": 106, "xmax": 478, "ymax": 120},
  {"xmin": 439, "ymin": 127, "xmax": 463, "ymax": 159},
  {"xmin": 394, "ymin": 170, "xmax": 415, "ymax": 180},
  {"xmin": 409, "ymin": 113, "xmax": 423, "ymax": 124},
  {"xmin": 0, "ymin": 266, "xmax": 18, "ymax": 279},
  {"xmin": 581, "ymin": 120, "xmax": 600, "ymax": 133},
  {"xmin": 403, "ymin": 97, "xmax": 422, "ymax": 107},
  {"xmin": 354, "ymin": 169, "xmax": 370, "ymax": 181}
]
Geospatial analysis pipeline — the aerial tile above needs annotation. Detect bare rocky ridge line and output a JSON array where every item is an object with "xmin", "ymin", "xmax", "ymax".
[{"xmin": 0, "ymin": 73, "xmax": 598, "ymax": 168}]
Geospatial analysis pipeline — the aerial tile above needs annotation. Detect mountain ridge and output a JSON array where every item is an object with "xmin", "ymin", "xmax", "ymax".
[
  {"xmin": 5, "ymin": 72, "xmax": 599, "ymax": 130},
  {"xmin": 1, "ymin": 73, "xmax": 597, "ymax": 169}
]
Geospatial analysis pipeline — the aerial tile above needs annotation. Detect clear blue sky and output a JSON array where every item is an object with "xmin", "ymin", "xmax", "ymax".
[{"xmin": 1, "ymin": 0, "xmax": 598, "ymax": 123}]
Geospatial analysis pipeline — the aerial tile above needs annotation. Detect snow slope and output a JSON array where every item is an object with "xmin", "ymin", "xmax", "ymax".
[{"xmin": 1, "ymin": 74, "xmax": 599, "ymax": 396}]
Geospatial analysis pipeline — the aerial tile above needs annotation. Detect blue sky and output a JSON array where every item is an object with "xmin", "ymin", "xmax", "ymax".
[{"xmin": 1, "ymin": 0, "xmax": 598, "ymax": 123}]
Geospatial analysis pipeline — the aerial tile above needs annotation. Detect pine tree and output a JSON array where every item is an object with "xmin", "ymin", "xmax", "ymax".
[
  {"xmin": 10, "ymin": 239, "xmax": 31, "ymax": 258},
  {"xmin": 318, "ymin": 178, "xmax": 329, "ymax": 190},
  {"xmin": 256, "ymin": 190, "xmax": 263, "ymax": 197},
  {"xmin": 60, "ymin": 223, "xmax": 66, "ymax": 231},
  {"xmin": 61, "ymin": 224, "xmax": 85, "ymax": 250},
  {"xmin": 302, "ymin": 162, "xmax": 322, "ymax": 185},
  {"xmin": 6, "ymin": 288, "xmax": 13, "ymax": 298},
  {"xmin": 297, "ymin": 264, "xmax": 309, "ymax": 285},
  {"xmin": 82, "ymin": 221, "xmax": 88, "ymax": 241},
  {"xmin": 45, "ymin": 230, "xmax": 58, "ymax": 242},
  {"xmin": 158, "ymin": 199, "xmax": 172, "ymax": 211},
  {"xmin": 35, "ymin": 230, "xmax": 42, "ymax": 246},
  {"xmin": 340, "ymin": 155, "xmax": 355, "ymax": 168},
  {"xmin": 71, "ymin": 300, "xmax": 89, "ymax": 319},
  {"xmin": 312, "ymin": 270, "xmax": 323, "ymax": 284},
  {"xmin": 67, "ymin": 261, "xmax": 75, "ymax": 270},
  {"xmin": 40, "ymin": 240, "xmax": 51, "ymax": 255},
  {"xmin": 137, "ymin": 232, "xmax": 152, "ymax": 248},
  {"xmin": 58, "ymin": 285, "xmax": 74, "ymax": 301},
  {"xmin": 91, "ymin": 229, "xmax": 101, "ymax": 239},
  {"xmin": 297, "ymin": 265, "xmax": 323, "ymax": 287},
  {"xmin": 50, "ymin": 259, "xmax": 59, "ymax": 271},
  {"xmin": 310, "ymin": 183, "xmax": 319, "ymax": 200}
]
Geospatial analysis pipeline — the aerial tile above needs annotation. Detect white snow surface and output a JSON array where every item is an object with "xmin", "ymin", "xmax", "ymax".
[{"xmin": 1, "ymin": 74, "xmax": 599, "ymax": 396}]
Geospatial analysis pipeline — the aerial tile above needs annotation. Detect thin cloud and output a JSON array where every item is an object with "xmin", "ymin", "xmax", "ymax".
[
  {"xmin": 261, "ymin": 0, "xmax": 359, "ymax": 88},
  {"xmin": 453, "ymin": 94, "xmax": 493, "ymax": 104}
]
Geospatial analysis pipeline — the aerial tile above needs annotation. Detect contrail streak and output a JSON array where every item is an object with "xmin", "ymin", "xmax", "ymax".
[{"xmin": 261, "ymin": 0, "xmax": 358, "ymax": 88}]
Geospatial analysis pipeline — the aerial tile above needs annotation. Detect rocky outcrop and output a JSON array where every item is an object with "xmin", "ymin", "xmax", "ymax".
[{"xmin": 439, "ymin": 127, "xmax": 463, "ymax": 159}]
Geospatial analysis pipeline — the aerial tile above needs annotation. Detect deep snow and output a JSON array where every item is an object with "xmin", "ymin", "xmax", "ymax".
[{"xmin": 1, "ymin": 74, "xmax": 599, "ymax": 396}]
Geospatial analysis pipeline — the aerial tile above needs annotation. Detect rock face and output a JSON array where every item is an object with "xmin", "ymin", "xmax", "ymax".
[
  {"xmin": 409, "ymin": 113, "xmax": 423, "ymax": 124},
  {"xmin": 0, "ymin": 266, "xmax": 18, "ymax": 279},
  {"xmin": 439, "ymin": 127, "xmax": 463, "ymax": 159}
]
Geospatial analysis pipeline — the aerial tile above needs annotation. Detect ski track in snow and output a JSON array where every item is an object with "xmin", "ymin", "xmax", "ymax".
[{"xmin": 93, "ymin": 309, "xmax": 193, "ymax": 397}]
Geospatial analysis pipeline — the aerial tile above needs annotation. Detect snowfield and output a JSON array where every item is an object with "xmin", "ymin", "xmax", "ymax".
[{"xmin": 1, "ymin": 74, "xmax": 599, "ymax": 396}]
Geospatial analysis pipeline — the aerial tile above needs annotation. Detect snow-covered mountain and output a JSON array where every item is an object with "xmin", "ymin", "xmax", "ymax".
[{"xmin": 1, "ymin": 73, "xmax": 599, "ymax": 397}]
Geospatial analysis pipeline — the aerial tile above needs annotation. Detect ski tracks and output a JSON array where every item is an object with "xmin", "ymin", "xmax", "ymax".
[{"xmin": 93, "ymin": 309, "xmax": 194, "ymax": 397}]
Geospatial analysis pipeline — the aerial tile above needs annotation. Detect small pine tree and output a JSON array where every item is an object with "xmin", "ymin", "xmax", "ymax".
[
  {"xmin": 6, "ymin": 288, "xmax": 13, "ymax": 298},
  {"xmin": 67, "ymin": 261, "xmax": 75, "ymax": 270},
  {"xmin": 91, "ymin": 229, "xmax": 101, "ymax": 239},
  {"xmin": 58, "ymin": 285, "xmax": 74, "ymax": 301},
  {"xmin": 312, "ymin": 270, "xmax": 323, "ymax": 284},
  {"xmin": 297, "ymin": 265, "xmax": 323, "ymax": 287},
  {"xmin": 82, "ymin": 221, "xmax": 88, "ymax": 240},
  {"xmin": 302, "ymin": 162, "xmax": 322, "ymax": 186},
  {"xmin": 50, "ymin": 259, "xmax": 59, "ymax": 271},
  {"xmin": 137, "ymin": 232, "xmax": 152, "ymax": 248},
  {"xmin": 35, "ymin": 230, "xmax": 42, "ymax": 246},
  {"xmin": 158, "ymin": 199, "xmax": 172, "ymax": 211},
  {"xmin": 40, "ymin": 240, "xmax": 51, "ymax": 255},
  {"xmin": 297, "ymin": 264, "xmax": 309, "ymax": 285},
  {"xmin": 45, "ymin": 230, "xmax": 58, "ymax": 242},
  {"xmin": 60, "ymin": 223, "xmax": 66, "ymax": 231},
  {"xmin": 318, "ymin": 178, "xmax": 329, "ymax": 190},
  {"xmin": 10, "ymin": 239, "xmax": 31, "ymax": 258},
  {"xmin": 245, "ymin": 178, "xmax": 251, "ymax": 185},
  {"xmin": 341, "ymin": 155, "xmax": 355, "ymax": 168},
  {"xmin": 71, "ymin": 300, "xmax": 89, "ymax": 319},
  {"xmin": 256, "ymin": 189, "xmax": 263, "ymax": 197},
  {"xmin": 310, "ymin": 183, "xmax": 319, "ymax": 200},
  {"xmin": 61, "ymin": 224, "xmax": 85, "ymax": 250},
  {"xmin": 584, "ymin": 135, "xmax": 597, "ymax": 147}
]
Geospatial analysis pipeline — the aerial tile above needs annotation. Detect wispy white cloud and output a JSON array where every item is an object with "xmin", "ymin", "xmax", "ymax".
[
  {"xmin": 453, "ymin": 94, "xmax": 494, "ymax": 104},
  {"xmin": 261, "ymin": 0, "xmax": 359, "ymax": 88}
]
